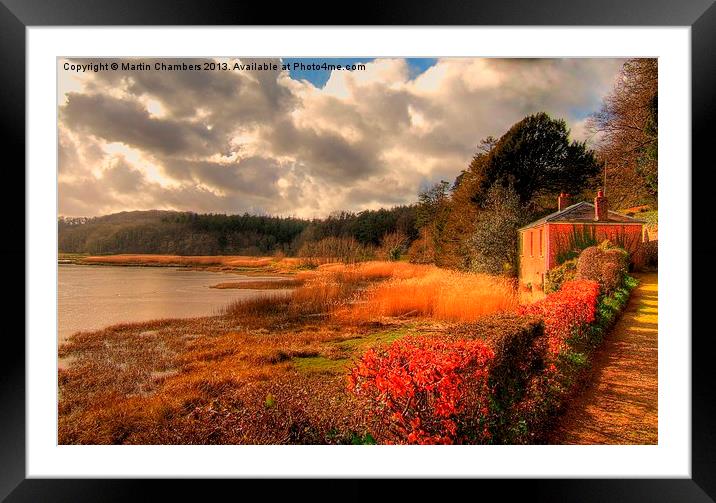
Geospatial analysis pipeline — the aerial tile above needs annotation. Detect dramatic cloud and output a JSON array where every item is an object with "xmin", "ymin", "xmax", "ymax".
[
  {"xmin": 58, "ymin": 57, "xmax": 625, "ymax": 217},
  {"xmin": 62, "ymin": 93, "xmax": 224, "ymax": 157}
]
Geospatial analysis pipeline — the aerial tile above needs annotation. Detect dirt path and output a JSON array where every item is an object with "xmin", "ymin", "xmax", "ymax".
[{"xmin": 550, "ymin": 272, "xmax": 658, "ymax": 444}]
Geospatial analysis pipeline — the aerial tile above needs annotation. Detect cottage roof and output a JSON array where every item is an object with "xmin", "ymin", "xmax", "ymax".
[{"xmin": 518, "ymin": 201, "xmax": 646, "ymax": 231}]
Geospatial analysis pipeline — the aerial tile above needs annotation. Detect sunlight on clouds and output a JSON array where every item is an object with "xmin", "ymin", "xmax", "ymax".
[
  {"xmin": 407, "ymin": 105, "xmax": 432, "ymax": 134},
  {"xmin": 322, "ymin": 58, "xmax": 409, "ymax": 99},
  {"xmin": 57, "ymin": 59, "xmax": 90, "ymax": 105},
  {"xmin": 102, "ymin": 143, "xmax": 177, "ymax": 188},
  {"xmin": 411, "ymin": 60, "xmax": 450, "ymax": 93},
  {"xmin": 143, "ymin": 98, "xmax": 167, "ymax": 118},
  {"xmin": 57, "ymin": 57, "xmax": 625, "ymax": 217}
]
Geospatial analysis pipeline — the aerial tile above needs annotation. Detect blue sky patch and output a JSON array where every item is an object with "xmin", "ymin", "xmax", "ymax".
[{"xmin": 283, "ymin": 58, "xmax": 438, "ymax": 88}]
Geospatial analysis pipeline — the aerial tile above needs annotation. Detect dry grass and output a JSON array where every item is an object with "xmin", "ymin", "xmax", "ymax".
[
  {"xmin": 59, "ymin": 259, "xmax": 523, "ymax": 444},
  {"xmin": 210, "ymin": 279, "xmax": 304, "ymax": 290},
  {"xmin": 83, "ymin": 254, "xmax": 242, "ymax": 266},
  {"xmin": 79, "ymin": 254, "xmax": 310, "ymax": 273},
  {"xmin": 221, "ymin": 293, "xmax": 293, "ymax": 321},
  {"xmin": 220, "ymin": 261, "xmax": 439, "ymax": 322},
  {"xmin": 318, "ymin": 261, "xmax": 432, "ymax": 283},
  {"xmin": 343, "ymin": 270, "xmax": 518, "ymax": 323},
  {"xmin": 58, "ymin": 310, "xmax": 420, "ymax": 444}
]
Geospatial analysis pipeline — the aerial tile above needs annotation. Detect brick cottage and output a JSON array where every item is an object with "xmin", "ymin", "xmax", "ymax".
[{"xmin": 518, "ymin": 191, "xmax": 646, "ymax": 291}]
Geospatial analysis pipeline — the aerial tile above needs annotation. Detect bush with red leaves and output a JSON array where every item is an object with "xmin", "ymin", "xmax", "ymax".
[
  {"xmin": 347, "ymin": 336, "xmax": 494, "ymax": 444},
  {"xmin": 348, "ymin": 279, "xmax": 602, "ymax": 444},
  {"xmin": 519, "ymin": 279, "xmax": 600, "ymax": 357}
]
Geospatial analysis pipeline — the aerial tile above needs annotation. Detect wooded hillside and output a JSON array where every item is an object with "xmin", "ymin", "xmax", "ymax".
[{"xmin": 58, "ymin": 206, "xmax": 417, "ymax": 256}]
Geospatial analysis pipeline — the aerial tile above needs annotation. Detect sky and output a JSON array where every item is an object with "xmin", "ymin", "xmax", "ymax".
[{"xmin": 57, "ymin": 57, "xmax": 625, "ymax": 218}]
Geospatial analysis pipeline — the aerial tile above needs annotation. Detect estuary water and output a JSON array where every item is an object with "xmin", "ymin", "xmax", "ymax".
[{"xmin": 58, "ymin": 264, "xmax": 286, "ymax": 341}]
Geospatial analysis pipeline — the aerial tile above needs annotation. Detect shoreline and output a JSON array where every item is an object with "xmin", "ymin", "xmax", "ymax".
[
  {"xmin": 58, "ymin": 253, "xmax": 309, "ymax": 275},
  {"xmin": 57, "ymin": 264, "xmax": 295, "ymax": 342}
]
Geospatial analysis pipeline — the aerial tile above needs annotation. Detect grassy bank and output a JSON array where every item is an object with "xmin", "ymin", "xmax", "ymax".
[
  {"xmin": 59, "ymin": 253, "xmax": 316, "ymax": 274},
  {"xmin": 209, "ymin": 278, "xmax": 305, "ymax": 290},
  {"xmin": 58, "ymin": 261, "xmax": 516, "ymax": 444}
]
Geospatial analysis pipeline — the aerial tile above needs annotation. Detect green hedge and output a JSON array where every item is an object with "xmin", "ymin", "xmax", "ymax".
[
  {"xmin": 451, "ymin": 313, "xmax": 549, "ymax": 443},
  {"xmin": 544, "ymin": 258, "xmax": 578, "ymax": 294}
]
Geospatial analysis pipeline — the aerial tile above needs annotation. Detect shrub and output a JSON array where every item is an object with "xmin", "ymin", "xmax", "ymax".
[
  {"xmin": 641, "ymin": 240, "xmax": 658, "ymax": 269},
  {"xmin": 407, "ymin": 228, "xmax": 436, "ymax": 264},
  {"xmin": 451, "ymin": 313, "xmax": 548, "ymax": 443},
  {"xmin": 519, "ymin": 279, "xmax": 600, "ymax": 357},
  {"xmin": 348, "ymin": 275, "xmax": 629, "ymax": 445},
  {"xmin": 544, "ymin": 258, "xmax": 578, "ymax": 294},
  {"xmin": 378, "ymin": 231, "xmax": 408, "ymax": 261},
  {"xmin": 348, "ymin": 336, "xmax": 495, "ymax": 444},
  {"xmin": 348, "ymin": 314, "xmax": 548, "ymax": 444},
  {"xmin": 297, "ymin": 236, "xmax": 375, "ymax": 264},
  {"xmin": 575, "ymin": 243, "xmax": 628, "ymax": 294},
  {"xmin": 469, "ymin": 183, "xmax": 523, "ymax": 276}
]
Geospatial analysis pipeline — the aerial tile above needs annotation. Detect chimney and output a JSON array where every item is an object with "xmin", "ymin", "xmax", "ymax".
[
  {"xmin": 558, "ymin": 192, "xmax": 571, "ymax": 211},
  {"xmin": 594, "ymin": 190, "xmax": 608, "ymax": 221}
]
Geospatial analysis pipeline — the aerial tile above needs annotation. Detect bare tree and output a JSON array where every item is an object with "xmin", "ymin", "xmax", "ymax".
[{"xmin": 588, "ymin": 59, "xmax": 658, "ymax": 207}]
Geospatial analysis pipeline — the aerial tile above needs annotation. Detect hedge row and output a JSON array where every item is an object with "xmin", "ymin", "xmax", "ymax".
[
  {"xmin": 347, "ymin": 255, "xmax": 637, "ymax": 444},
  {"xmin": 348, "ymin": 336, "xmax": 495, "ymax": 444}
]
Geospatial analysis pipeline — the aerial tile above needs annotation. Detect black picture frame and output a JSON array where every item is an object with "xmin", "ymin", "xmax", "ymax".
[{"xmin": 2, "ymin": 0, "xmax": 712, "ymax": 499}]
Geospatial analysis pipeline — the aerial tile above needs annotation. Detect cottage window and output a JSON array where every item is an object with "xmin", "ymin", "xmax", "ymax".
[
  {"xmin": 530, "ymin": 231, "xmax": 533, "ymax": 257},
  {"xmin": 539, "ymin": 229, "xmax": 543, "ymax": 257}
]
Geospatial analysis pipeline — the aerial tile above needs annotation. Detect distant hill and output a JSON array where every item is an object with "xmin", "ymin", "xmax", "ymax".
[{"xmin": 58, "ymin": 207, "xmax": 418, "ymax": 256}]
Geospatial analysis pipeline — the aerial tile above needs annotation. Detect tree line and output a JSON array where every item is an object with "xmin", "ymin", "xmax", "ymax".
[{"xmin": 58, "ymin": 206, "xmax": 417, "ymax": 257}]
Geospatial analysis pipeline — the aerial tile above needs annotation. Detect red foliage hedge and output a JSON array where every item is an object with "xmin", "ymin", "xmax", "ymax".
[
  {"xmin": 348, "ymin": 280, "xmax": 601, "ymax": 444},
  {"xmin": 518, "ymin": 279, "xmax": 600, "ymax": 357},
  {"xmin": 347, "ymin": 314, "xmax": 546, "ymax": 444},
  {"xmin": 348, "ymin": 336, "xmax": 495, "ymax": 444}
]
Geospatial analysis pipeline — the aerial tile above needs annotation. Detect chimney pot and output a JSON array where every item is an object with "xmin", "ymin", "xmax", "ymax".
[
  {"xmin": 594, "ymin": 190, "xmax": 608, "ymax": 221},
  {"xmin": 557, "ymin": 192, "xmax": 571, "ymax": 211}
]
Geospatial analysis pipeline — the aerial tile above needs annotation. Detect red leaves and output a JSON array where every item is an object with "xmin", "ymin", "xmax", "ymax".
[
  {"xmin": 519, "ymin": 279, "xmax": 599, "ymax": 357},
  {"xmin": 347, "ymin": 280, "xmax": 599, "ymax": 444},
  {"xmin": 347, "ymin": 336, "xmax": 494, "ymax": 444}
]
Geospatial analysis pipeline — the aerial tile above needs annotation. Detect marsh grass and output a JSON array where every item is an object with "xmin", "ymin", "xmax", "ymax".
[
  {"xmin": 342, "ymin": 270, "xmax": 518, "ymax": 323},
  {"xmin": 78, "ymin": 254, "xmax": 308, "ymax": 273},
  {"xmin": 210, "ymin": 279, "xmax": 304, "ymax": 290},
  {"xmin": 58, "ymin": 313, "xmax": 373, "ymax": 444},
  {"xmin": 59, "ymin": 260, "xmax": 520, "ymax": 444}
]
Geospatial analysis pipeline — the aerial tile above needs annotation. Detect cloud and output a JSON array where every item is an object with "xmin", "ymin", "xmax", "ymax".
[
  {"xmin": 159, "ymin": 156, "xmax": 283, "ymax": 199},
  {"xmin": 57, "ymin": 57, "xmax": 627, "ymax": 217},
  {"xmin": 61, "ymin": 93, "xmax": 223, "ymax": 157},
  {"xmin": 102, "ymin": 157, "xmax": 148, "ymax": 194}
]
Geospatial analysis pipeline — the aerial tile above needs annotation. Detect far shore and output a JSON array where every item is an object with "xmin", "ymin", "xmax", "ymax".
[{"xmin": 58, "ymin": 253, "xmax": 315, "ymax": 275}]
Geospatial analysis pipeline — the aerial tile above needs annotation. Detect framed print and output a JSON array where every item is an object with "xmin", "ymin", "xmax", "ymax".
[{"xmin": 3, "ymin": 0, "xmax": 714, "ymax": 499}]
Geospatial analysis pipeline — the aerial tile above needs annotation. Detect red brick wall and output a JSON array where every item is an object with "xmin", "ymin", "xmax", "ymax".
[{"xmin": 546, "ymin": 223, "xmax": 645, "ymax": 270}]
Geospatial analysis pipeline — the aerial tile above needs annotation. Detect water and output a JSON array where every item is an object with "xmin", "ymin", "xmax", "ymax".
[{"xmin": 58, "ymin": 264, "xmax": 287, "ymax": 341}]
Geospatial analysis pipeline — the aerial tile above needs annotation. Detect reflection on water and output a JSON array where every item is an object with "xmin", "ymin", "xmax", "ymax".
[{"xmin": 58, "ymin": 264, "xmax": 285, "ymax": 341}]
